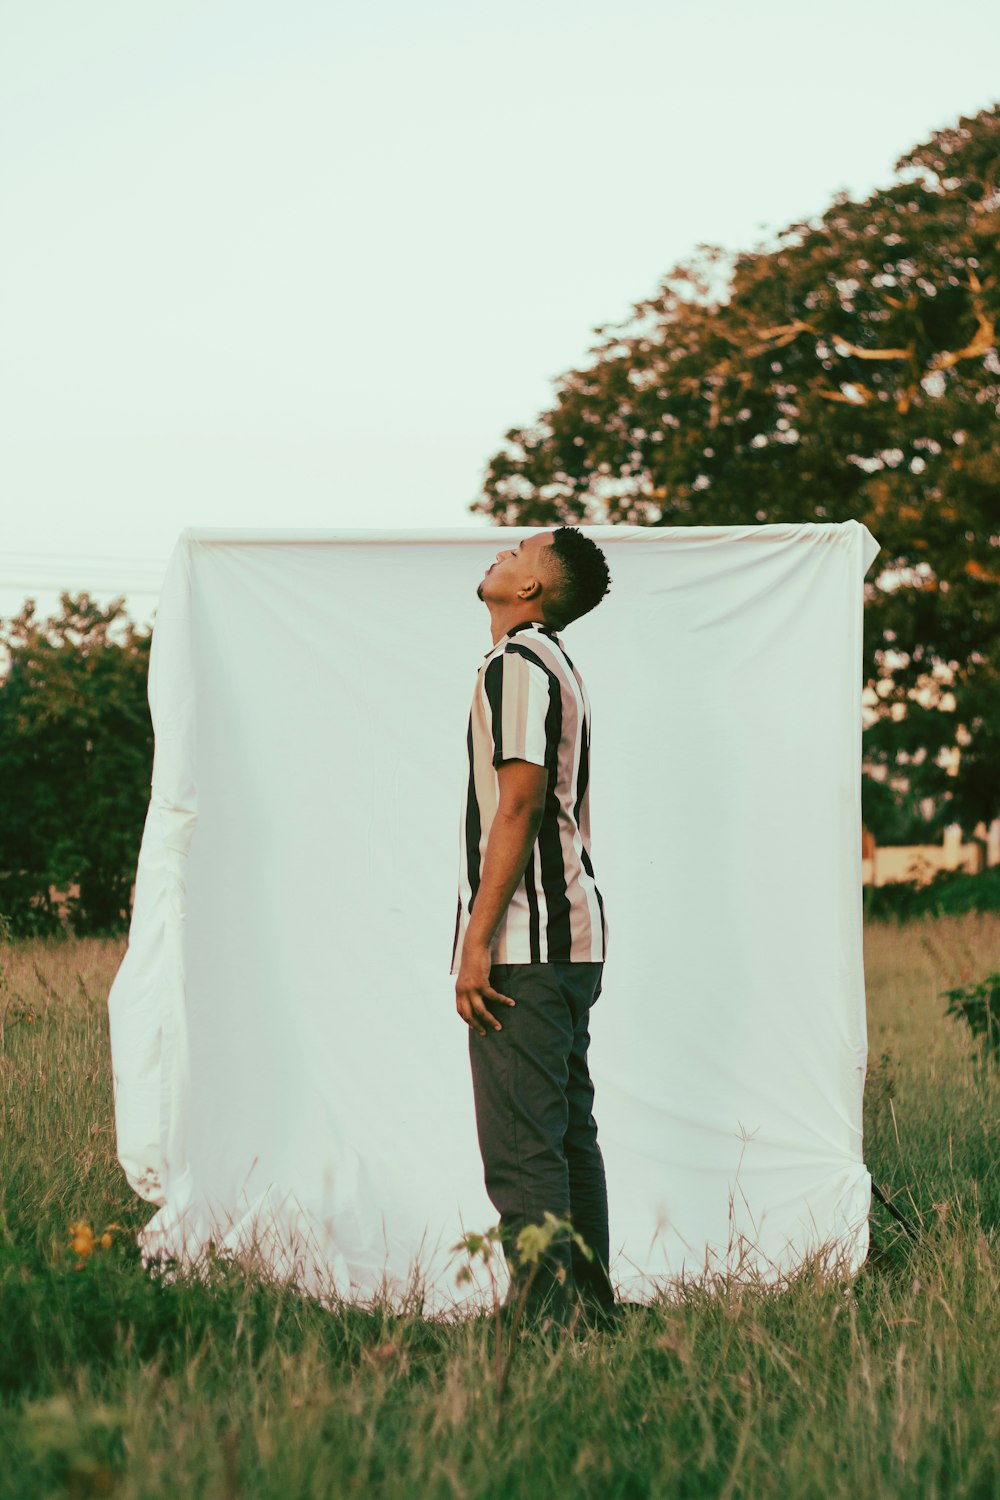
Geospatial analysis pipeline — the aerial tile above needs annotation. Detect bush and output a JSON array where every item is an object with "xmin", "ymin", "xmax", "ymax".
[
  {"xmin": 942, "ymin": 971, "xmax": 1000, "ymax": 1062},
  {"xmin": 863, "ymin": 866, "xmax": 1000, "ymax": 926}
]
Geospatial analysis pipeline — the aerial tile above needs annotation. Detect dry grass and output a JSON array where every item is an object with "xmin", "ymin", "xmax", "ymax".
[{"xmin": 0, "ymin": 914, "xmax": 997, "ymax": 1498}]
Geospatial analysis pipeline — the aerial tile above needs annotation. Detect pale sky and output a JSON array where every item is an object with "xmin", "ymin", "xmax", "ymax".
[{"xmin": 2, "ymin": 0, "xmax": 997, "ymax": 627}]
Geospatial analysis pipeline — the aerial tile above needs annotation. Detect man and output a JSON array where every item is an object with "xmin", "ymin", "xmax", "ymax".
[{"xmin": 450, "ymin": 525, "xmax": 618, "ymax": 1330}]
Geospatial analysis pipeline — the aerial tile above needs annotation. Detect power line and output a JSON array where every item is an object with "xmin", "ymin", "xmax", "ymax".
[
  {"xmin": 0, "ymin": 582, "xmax": 163, "ymax": 594},
  {"xmin": 0, "ymin": 551, "xmax": 168, "ymax": 596},
  {"xmin": 3, "ymin": 550, "xmax": 168, "ymax": 567}
]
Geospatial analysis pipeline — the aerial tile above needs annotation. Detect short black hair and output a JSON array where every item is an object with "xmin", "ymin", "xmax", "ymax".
[{"xmin": 541, "ymin": 526, "xmax": 612, "ymax": 630}]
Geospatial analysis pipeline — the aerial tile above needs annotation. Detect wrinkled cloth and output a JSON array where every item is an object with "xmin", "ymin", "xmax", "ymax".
[{"xmin": 107, "ymin": 521, "xmax": 879, "ymax": 1313}]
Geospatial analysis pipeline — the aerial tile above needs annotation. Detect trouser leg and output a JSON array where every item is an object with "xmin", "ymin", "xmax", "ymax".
[
  {"xmin": 467, "ymin": 960, "xmax": 609, "ymax": 1323},
  {"xmin": 468, "ymin": 962, "xmax": 577, "ymax": 1321},
  {"xmin": 564, "ymin": 986, "xmax": 615, "ymax": 1310}
]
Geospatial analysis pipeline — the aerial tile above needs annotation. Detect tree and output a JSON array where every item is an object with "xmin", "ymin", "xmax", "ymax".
[
  {"xmin": 472, "ymin": 105, "xmax": 1000, "ymax": 844},
  {"xmin": 0, "ymin": 595, "xmax": 153, "ymax": 935}
]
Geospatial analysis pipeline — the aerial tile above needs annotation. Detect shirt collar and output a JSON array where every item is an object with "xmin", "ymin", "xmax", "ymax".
[{"xmin": 483, "ymin": 618, "xmax": 561, "ymax": 659}]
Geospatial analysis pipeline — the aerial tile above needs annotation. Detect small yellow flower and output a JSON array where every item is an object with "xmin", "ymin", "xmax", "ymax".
[
  {"xmin": 68, "ymin": 1222, "xmax": 95, "ymax": 1258},
  {"xmin": 66, "ymin": 1219, "xmax": 124, "ymax": 1264}
]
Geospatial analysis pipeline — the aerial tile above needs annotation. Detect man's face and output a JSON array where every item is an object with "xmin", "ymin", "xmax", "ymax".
[{"xmin": 476, "ymin": 531, "xmax": 555, "ymax": 604}]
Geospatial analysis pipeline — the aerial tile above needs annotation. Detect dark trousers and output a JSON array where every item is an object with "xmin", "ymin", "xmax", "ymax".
[{"xmin": 468, "ymin": 960, "xmax": 614, "ymax": 1320}]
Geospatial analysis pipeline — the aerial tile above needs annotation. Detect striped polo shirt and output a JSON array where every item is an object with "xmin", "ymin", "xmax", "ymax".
[{"xmin": 450, "ymin": 618, "xmax": 609, "ymax": 972}]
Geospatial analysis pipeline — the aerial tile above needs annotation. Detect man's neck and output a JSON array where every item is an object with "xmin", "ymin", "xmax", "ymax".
[{"xmin": 489, "ymin": 611, "xmax": 547, "ymax": 647}]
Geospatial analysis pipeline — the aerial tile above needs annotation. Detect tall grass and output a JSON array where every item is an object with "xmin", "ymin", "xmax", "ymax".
[{"xmin": 1, "ymin": 915, "xmax": 997, "ymax": 1498}]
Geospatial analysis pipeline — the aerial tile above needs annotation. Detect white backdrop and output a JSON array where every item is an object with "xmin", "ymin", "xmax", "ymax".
[{"xmin": 108, "ymin": 521, "xmax": 880, "ymax": 1312}]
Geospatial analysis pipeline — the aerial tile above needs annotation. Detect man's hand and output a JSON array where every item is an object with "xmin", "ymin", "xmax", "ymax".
[
  {"xmin": 455, "ymin": 940, "xmax": 516, "ymax": 1037},
  {"xmin": 455, "ymin": 783, "xmax": 542, "ymax": 1037}
]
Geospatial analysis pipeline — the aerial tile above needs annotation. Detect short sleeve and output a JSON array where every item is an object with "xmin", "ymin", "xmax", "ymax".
[{"xmin": 483, "ymin": 648, "xmax": 560, "ymax": 772}]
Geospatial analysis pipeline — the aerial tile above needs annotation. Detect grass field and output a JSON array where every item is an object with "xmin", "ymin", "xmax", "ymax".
[{"xmin": 1, "ymin": 913, "xmax": 998, "ymax": 1499}]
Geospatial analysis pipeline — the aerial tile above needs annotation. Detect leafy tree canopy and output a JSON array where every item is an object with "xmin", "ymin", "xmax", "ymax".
[
  {"xmin": 473, "ymin": 105, "xmax": 1000, "ymax": 844},
  {"xmin": 0, "ymin": 595, "xmax": 153, "ymax": 935}
]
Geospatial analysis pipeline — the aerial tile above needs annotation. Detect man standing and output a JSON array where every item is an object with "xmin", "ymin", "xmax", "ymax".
[{"xmin": 451, "ymin": 526, "xmax": 617, "ymax": 1329}]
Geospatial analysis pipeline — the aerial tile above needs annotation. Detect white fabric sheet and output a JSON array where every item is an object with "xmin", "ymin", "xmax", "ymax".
[{"xmin": 108, "ymin": 521, "xmax": 880, "ymax": 1311}]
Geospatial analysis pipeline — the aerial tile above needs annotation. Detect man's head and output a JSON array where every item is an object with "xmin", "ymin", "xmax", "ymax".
[{"xmin": 476, "ymin": 526, "xmax": 612, "ymax": 630}]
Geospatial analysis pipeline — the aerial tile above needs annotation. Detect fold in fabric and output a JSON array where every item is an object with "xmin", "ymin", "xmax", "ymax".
[{"xmin": 107, "ymin": 521, "xmax": 880, "ymax": 1312}]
